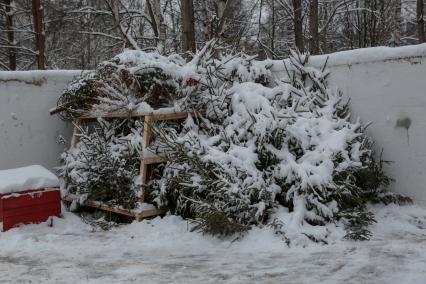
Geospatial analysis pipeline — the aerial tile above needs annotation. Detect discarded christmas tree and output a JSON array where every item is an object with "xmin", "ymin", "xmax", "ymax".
[
  {"xmin": 54, "ymin": 43, "xmax": 411, "ymax": 243},
  {"xmin": 58, "ymin": 118, "xmax": 143, "ymax": 209},
  {"xmin": 150, "ymin": 49, "xmax": 411, "ymax": 243}
]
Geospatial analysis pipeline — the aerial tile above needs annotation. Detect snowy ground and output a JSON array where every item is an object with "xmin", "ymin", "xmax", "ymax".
[{"xmin": 1, "ymin": 204, "xmax": 426, "ymax": 284}]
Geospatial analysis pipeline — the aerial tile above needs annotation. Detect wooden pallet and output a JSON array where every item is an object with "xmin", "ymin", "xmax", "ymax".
[
  {"xmin": 61, "ymin": 195, "xmax": 167, "ymax": 221},
  {"xmin": 66, "ymin": 109, "xmax": 201, "ymax": 220}
]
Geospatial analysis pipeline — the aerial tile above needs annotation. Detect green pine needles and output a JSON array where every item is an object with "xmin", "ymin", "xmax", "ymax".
[{"xmin": 54, "ymin": 42, "xmax": 411, "ymax": 243}]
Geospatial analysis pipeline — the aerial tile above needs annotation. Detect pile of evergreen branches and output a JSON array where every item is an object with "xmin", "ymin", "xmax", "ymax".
[
  {"xmin": 149, "ymin": 49, "xmax": 411, "ymax": 243},
  {"xmin": 54, "ymin": 43, "xmax": 411, "ymax": 243}
]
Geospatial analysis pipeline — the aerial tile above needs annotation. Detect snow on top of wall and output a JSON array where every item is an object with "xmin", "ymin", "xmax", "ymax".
[
  {"xmin": 0, "ymin": 165, "xmax": 60, "ymax": 194},
  {"xmin": 271, "ymin": 43, "xmax": 426, "ymax": 72},
  {"xmin": 0, "ymin": 70, "xmax": 85, "ymax": 86}
]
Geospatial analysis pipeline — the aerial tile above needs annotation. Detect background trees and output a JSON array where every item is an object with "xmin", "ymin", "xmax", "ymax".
[{"xmin": 0, "ymin": 0, "xmax": 425, "ymax": 70}]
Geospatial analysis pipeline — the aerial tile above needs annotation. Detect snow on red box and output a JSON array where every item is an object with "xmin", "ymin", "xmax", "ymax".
[
  {"xmin": 0, "ymin": 165, "xmax": 61, "ymax": 231},
  {"xmin": 0, "ymin": 188, "xmax": 61, "ymax": 231}
]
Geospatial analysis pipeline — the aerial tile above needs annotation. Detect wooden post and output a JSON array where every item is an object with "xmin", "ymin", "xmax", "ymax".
[
  {"xmin": 140, "ymin": 115, "xmax": 152, "ymax": 202},
  {"xmin": 69, "ymin": 118, "xmax": 82, "ymax": 150},
  {"xmin": 292, "ymin": 0, "xmax": 304, "ymax": 52},
  {"xmin": 309, "ymin": 0, "xmax": 319, "ymax": 54}
]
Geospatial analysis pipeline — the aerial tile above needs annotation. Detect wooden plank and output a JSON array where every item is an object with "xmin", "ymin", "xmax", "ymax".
[
  {"xmin": 139, "ymin": 160, "xmax": 146, "ymax": 203},
  {"xmin": 69, "ymin": 118, "xmax": 82, "ymax": 150},
  {"xmin": 135, "ymin": 208, "xmax": 168, "ymax": 222},
  {"xmin": 140, "ymin": 162, "xmax": 149, "ymax": 202},
  {"xmin": 147, "ymin": 111, "xmax": 201, "ymax": 121},
  {"xmin": 140, "ymin": 115, "xmax": 152, "ymax": 201},
  {"xmin": 61, "ymin": 195, "xmax": 167, "ymax": 221},
  {"xmin": 78, "ymin": 111, "xmax": 150, "ymax": 119},
  {"xmin": 61, "ymin": 195, "xmax": 136, "ymax": 218},
  {"xmin": 77, "ymin": 110, "xmax": 202, "ymax": 120},
  {"xmin": 143, "ymin": 115, "xmax": 152, "ymax": 148},
  {"xmin": 143, "ymin": 155, "xmax": 167, "ymax": 165}
]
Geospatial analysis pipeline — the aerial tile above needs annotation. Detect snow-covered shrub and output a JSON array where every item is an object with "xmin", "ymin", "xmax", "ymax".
[{"xmin": 150, "ymin": 50, "xmax": 411, "ymax": 242}]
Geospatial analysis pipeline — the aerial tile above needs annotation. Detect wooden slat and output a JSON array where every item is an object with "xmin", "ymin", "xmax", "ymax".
[
  {"xmin": 135, "ymin": 208, "xmax": 168, "ymax": 222},
  {"xmin": 140, "ymin": 115, "xmax": 152, "ymax": 201},
  {"xmin": 78, "ymin": 111, "xmax": 150, "ymax": 119},
  {"xmin": 147, "ymin": 111, "xmax": 201, "ymax": 121},
  {"xmin": 77, "ymin": 111, "xmax": 202, "ymax": 120},
  {"xmin": 62, "ymin": 195, "xmax": 136, "ymax": 218},
  {"xmin": 62, "ymin": 195, "xmax": 167, "ymax": 221},
  {"xmin": 140, "ymin": 162, "xmax": 149, "ymax": 202},
  {"xmin": 143, "ymin": 155, "xmax": 167, "ymax": 165},
  {"xmin": 69, "ymin": 118, "xmax": 82, "ymax": 150},
  {"xmin": 143, "ymin": 115, "xmax": 152, "ymax": 149}
]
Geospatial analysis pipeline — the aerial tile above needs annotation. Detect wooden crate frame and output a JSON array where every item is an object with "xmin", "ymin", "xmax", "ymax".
[{"xmin": 64, "ymin": 110, "xmax": 201, "ymax": 220}]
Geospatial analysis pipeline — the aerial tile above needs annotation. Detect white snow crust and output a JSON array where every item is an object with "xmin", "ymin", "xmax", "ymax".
[
  {"xmin": 0, "ymin": 70, "xmax": 84, "ymax": 82},
  {"xmin": 270, "ymin": 43, "xmax": 426, "ymax": 72},
  {"xmin": 0, "ymin": 165, "xmax": 59, "ymax": 194},
  {"xmin": 0, "ymin": 204, "xmax": 425, "ymax": 283}
]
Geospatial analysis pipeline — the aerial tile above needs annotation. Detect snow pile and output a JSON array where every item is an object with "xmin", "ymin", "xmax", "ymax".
[
  {"xmin": 0, "ymin": 165, "xmax": 59, "ymax": 195},
  {"xmin": 270, "ymin": 43, "xmax": 426, "ymax": 71},
  {"xmin": 1, "ymin": 204, "xmax": 426, "ymax": 283}
]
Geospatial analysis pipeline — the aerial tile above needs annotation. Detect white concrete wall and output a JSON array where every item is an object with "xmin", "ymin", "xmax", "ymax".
[
  {"xmin": 0, "ymin": 44, "xmax": 426, "ymax": 203},
  {"xmin": 0, "ymin": 70, "xmax": 81, "ymax": 171},
  {"xmin": 272, "ymin": 44, "xmax": 426, "ymax": 204}
]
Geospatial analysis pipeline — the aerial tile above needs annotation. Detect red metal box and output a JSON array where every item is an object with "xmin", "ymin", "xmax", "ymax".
[{"xmin": 0, "ymin": 188, "xmax": 61, "ymax": 231}]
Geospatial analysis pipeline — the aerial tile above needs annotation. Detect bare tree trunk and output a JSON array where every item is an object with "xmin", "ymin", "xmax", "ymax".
[
  {"xmin": 309, "ymin": 0, "xmax": 319, "ymax": 54},
  {"xmin": 107, "ymin": 0, "xmax": 139, "ymax": 50},
  {"xmin": 153, "ymin": 0, "xmax": 166, "ymax": 53},
  {"xmin": 321, "ymin": 1, "xmax": 328, "ymax": 53},
  {"xmin": 201, "ymin": 0, "xmax": 211, "ymax": 40},
  {"xmin": 270, "ymin": 0, "xmax": 275, "ymax": 57},
  {"xmin": 394, "ymin": 0, "xmax": 401, "ymax": 46},
  {"xmin": 112, "ymin": 0, "xmax": 122, "ymax": 37},
  {"xmin": 31, "ymin": 0, "xmax": 45, "ymax": 69},
  {"xmin": 147, "ymin": 0, "xmax": 166, "ymax": 53},
  {"xmin": 216, "ymin": 0, "xmax": 233, "ymax": 40},
  {"xmin": 292, "ymin": 0, "xmax": 304, "ymax": 52},
  {"xmin": 417, "ymin": 0, "xmax": 425, "ymax": 43},
  {"xmin": 4, "ymin": 0, "xmax": 16, "ymax": 70},
  {"xmin": 181, "ymin": 0, "xmax": 196, "ymax": 55},
  {"xmin": 217, "ymin": 0, "xmax": 226, "ymax": 20}
]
